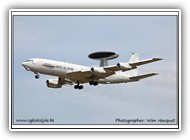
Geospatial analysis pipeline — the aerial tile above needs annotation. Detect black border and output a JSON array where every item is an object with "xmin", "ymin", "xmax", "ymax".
[{"xmin": 10, "ymin": 9, "xmax": 180, "ymax": 130}]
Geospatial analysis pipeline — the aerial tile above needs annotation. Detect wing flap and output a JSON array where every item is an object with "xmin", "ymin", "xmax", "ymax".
[
  {"xmin": 129, "ymin": 73, "xmax": 158, "ymax": 80},
  {"xmin": 129, "ymin": 58, "xmax": 162, "ymax": 67}
]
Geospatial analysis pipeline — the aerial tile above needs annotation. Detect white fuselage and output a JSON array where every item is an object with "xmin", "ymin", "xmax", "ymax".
[
  {"xmin": 22, "ymin": 53, "xmax": 161, "ymax": 89},
  {"xmin": 22, "ymin": 58, "xmax": 133, "ymax": 84}
]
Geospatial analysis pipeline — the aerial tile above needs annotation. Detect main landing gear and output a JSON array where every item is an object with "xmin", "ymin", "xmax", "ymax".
[
  {"xmin": 74, "ymin": 81, "xmax": 83, "ymax": 90},
  {"xmin": 89, "ymin": 81, "xmax": 98, "ymax": 86},
  {"xmin": 34, "ymin": 73, "xmax": 40, "ymax": 79}
]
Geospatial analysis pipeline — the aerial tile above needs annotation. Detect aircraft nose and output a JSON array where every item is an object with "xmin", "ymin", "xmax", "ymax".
[
  {"xmin": 22, "ymin": 62, "xmax": 31, "ymax": 71},
  {"xmin": 22, "ymin": 62, "xmax": 26, "ymax": 67}
]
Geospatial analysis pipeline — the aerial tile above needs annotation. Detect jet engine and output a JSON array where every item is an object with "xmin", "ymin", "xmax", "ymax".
[
  {"xmin": 91, "ymin": 67, "xmax": 106, "ymax": 74},
  {"xmin": 117, "ymin": 62, "xmax": 133, "ymax": 70},
  {"xmin": 46, "ymin": 79, "xmax": 62, "ymax": 88}
]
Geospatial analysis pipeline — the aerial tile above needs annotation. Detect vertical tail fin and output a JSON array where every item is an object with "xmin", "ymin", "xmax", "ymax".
[
  {"xmin": 129, "ymin": 53, "xmax": 139, "ymax": 63},
  {"xmin": 126, "ymin": 53, "xmax": 139, "ymax": 76}
]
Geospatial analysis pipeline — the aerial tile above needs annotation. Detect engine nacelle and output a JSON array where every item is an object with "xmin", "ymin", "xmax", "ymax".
[
  {"xmin": 91, "ymin": 67, "xmax": 106, "ymax": 74},
  {"xmin": 117, "ymin": 62, "xmax": 132, "ymax": 70},
  {"xmin": 46, "ymin": 79, "xmax": 62, "ymax": 88}
]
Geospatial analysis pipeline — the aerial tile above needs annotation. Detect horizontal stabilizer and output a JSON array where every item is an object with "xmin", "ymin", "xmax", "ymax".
[
  {"xmin": 130, "ymin": 58, "xmax": 162, "ymax": 67},
  {"xmin": 129, "ymin": 73, "xmax": 158, "ymax": 80}
]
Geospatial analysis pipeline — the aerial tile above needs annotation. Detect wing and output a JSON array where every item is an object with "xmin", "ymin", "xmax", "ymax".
[
  {"xmin": 66, "ymin": 70, "xmax": 115, "ymax": 83},
  {"xmin": 104, "ymin": 58, "xmax": 162, "ymax": 72},
  {"xmin": 129, "ymin": 73, "xmax": 158, "ymax": 80},
  {"xmin": 129, "ymin": 58, "xmax": 162, "ymax": 67}
]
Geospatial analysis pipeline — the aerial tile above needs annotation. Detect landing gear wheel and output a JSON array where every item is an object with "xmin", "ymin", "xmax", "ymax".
[
  {"xmin": 89, "ymin": 81, "xmax": 93, "ymax": 85},
  {"xmin": 74, "ymin": 82, "xmax": 84, "ymax": 90},
  {"xmin": 93, "ymin": 81, "xmax": 98, "ymax": 86},
  {"xmin": 35, "ymin": 74, "xmax": 40, "ymax": 79},
  {"xmin": 78, "ymin": 85, "xmax": 83, "ymax": 90},
  {"xmin": 74, "ymin": 85, "xmax": 78, "ymax": 89},
  {"xmin": 89, "ymin": 81, "xmax": 98, "ymax": 86}
]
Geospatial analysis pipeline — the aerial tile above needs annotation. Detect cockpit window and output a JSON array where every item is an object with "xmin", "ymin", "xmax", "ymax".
[{"xmin": 25, "ymin": 60, "xmax": 34, "ymax": 62}]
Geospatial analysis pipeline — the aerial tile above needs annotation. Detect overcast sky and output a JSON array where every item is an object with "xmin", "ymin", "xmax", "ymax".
[{"xmin": 13, "ymin": 14, "xmax": 178, "ymax": 125}]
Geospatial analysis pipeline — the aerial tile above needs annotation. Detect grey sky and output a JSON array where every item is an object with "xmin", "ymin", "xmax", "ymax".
[{"xmin": 13, "ymin": 15, "xmax": 178, "ymax": 124}]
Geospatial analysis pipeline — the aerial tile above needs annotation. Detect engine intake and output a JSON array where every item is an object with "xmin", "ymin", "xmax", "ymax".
[
  {"xmin": 91, "ymin": 67, "xmax": 106, "ymax": 74},
  {"xmin": 116, "ymin": 63, "xmax": 132, "ymax": 70}
]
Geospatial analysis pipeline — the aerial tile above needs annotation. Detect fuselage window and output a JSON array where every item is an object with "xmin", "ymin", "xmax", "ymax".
[{"xmin": 56, "ymin": 65, "xmax": 62, "ymax": 69}]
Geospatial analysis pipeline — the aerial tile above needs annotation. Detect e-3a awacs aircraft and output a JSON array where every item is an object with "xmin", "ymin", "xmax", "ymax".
[{"xmin": 22, "ymin": 52, "xmax": 162, "ymax": 90}]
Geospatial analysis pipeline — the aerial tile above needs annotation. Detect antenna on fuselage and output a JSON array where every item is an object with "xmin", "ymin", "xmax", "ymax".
[{"xmin": 88, "ymin": 51, "xmax": 119, "ymax": 67}]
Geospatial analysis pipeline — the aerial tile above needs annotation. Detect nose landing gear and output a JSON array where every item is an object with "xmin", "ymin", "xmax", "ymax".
[{"xmin": 34, "ymin": 73, "xmax": 40, "ymax": 79}]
